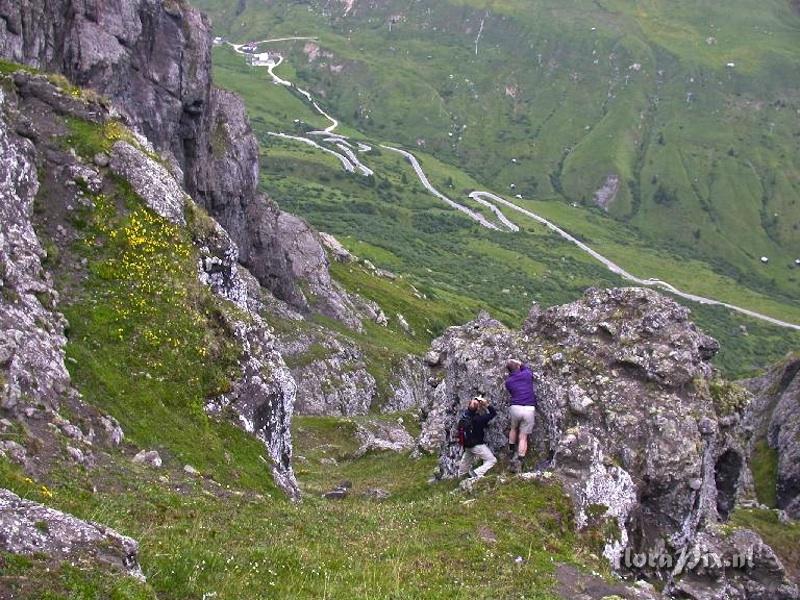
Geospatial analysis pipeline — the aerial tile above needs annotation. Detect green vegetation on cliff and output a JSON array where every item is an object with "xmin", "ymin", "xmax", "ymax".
[{"xmin": 53, "ymin": 117, "xmax": 274, "ymax": 491}]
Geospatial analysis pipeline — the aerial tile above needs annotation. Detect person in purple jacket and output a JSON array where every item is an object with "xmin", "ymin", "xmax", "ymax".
[{"xmin": 505, "ymin": 358, "xmax": 536, "ymax": 472}]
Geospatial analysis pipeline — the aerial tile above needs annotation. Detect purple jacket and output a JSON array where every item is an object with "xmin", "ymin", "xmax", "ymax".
[{"xmin": 505, "ymin": 364, "xmax": 536, "ymax": 406}]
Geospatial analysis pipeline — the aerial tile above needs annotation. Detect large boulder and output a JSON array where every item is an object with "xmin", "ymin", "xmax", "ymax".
[
  {"xmin": 417, "ymin": 287, "xmax": 796, "ymax": 597},
  {"xmin": 0, "ymin": 488, "xmax": 143, "ymax": 579}
]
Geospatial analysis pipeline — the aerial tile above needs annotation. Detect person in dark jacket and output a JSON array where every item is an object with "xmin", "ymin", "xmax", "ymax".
[
  {"xmin": 457, "ymin": 396, "xmax": 498, "ymax": 479},
  {"xmin": 505, "ymin": 359, "xmax": 536, "ymax": 472}
]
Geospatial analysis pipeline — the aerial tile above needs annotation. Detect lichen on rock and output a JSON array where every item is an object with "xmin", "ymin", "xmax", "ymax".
[{"xmin": 0, "ymin": 488, "xmax": 144, "ymax": 580}]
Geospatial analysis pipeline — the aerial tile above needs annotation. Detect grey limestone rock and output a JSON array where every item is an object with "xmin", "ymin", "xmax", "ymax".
[
  {"xmin": 0, "ymin": 488, "xmax": 144, "ymax": 580},
  {"xmin": 741, "ymin": 356, "xmax": 800, "ymax": 519},
  {"xmin": 416, "ymin": 287, "xmax": 794, "ymax": 597}
]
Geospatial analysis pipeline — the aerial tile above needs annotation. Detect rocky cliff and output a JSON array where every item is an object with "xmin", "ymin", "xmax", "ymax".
[
  {"xmin": 742, "ymin": 355, "xmax": 800, "ymax": 519},
  {"xmin": 0, "ymin": 0, "xmax": 364, "ymax": 327},
  {"xmin": 417, "ymin": 287, "xmax": 798, "ymax": 599},
  {"xmin": 0, "ymin": 0, "xmax": 425, "ymax": 501}
]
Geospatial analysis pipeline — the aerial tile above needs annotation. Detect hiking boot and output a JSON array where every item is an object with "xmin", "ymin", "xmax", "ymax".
[{"xmin": 508, "ymin": 457, "xmax": 522, "ymax": 474}]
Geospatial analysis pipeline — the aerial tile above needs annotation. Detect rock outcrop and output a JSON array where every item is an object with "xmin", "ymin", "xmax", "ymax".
[
  {"xmin": 0, "ymin": 488, "xmax": 143, "ymax": 579},
  {"xmin": 194, "ymin": 88, "xmax": 364, "ymax": 327},
  {"xmin": 0, "ymin": 76, "xmax": 70, "ymax": 415},
  {"xmin": 198, "ymin": 240, "xmax": 300, "ymax": 498},
  {"xmin": 278, "ymin": 330, "xmax": 376, "ymax": 416},
  {"xmin": 417, "ymin": 287, "xmax": 797, "ymax": 598},
  {"xmin": 741, "ymin": 355, "xmax": 800, "ymax": 519},
  {"xmin": 0, "ymin": 71, "xmax": 128, "ymax": 480},
  {"xmin": 382, "ymin": 356, "xmax": 427, "ymax": 413}
]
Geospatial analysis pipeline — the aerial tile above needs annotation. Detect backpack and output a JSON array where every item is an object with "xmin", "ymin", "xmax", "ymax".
[{"xmin": 456, "ymin": 410, "xmax": 474, "ymax": 447}]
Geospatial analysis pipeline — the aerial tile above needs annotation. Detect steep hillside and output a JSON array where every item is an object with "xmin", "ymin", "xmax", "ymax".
[
  {"xmin": 192, "ymin": 0, "xmax": 800, "ymax": 375},
  {"xmin": 200, "ymin": 0, "xmax": 800, "ymax": 268}
]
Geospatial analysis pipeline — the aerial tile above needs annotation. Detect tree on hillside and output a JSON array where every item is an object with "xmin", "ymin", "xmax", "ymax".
[{"xmin": 653, "ymin": 184, "xmax": 678, "ymax": 206}]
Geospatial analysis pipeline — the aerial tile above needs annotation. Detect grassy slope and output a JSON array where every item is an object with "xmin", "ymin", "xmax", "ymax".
[
  {"xmin": 57, "ymin": 117, "xmax": 275, "ymax": 492},
  {"xmin": 749, "ymin": 440, "xmax": 779, "ymax": 508},
  {"xmin": 0, "ymin": 415, "xmax": 609, "ymax": 599},
  {"xmin": 731, "ymin": 508, "xmax": 800, "ymax": 581},
  {"xmin": 196, "ymin": 0, "xmax": 800, "ymax": 289}
]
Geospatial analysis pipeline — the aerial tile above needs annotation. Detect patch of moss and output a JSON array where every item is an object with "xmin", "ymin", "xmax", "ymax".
[
  {"xmin": 63, "ymin": 116, "xmax": 163, "ymax": 164},
  {"xmin": 184, "ymin": 199, "xmax": 220, "ymax": 243},
  {"xmin": 709, "ymin": 378, "xmax": 750, "ymax": 416},
  {"xmin": 750, "ymin": 439, "xmax": 779, "ymax": 508},
  {"xmin": 211, "ymin": 119, "xmax": 230, "ymax": 155},
  {"xmin": 34, "ymin": 520, "xmax": 50, "ymax": 533},
  {"xmin": 41, "ymin": 238, "xmax": 60, "ymax": 269},
  {"xmin": 0, "ymin": 59, "xmax": 37, "ymax": 76},
  {"xmin": 731, "ymin": 508, "xmax": 800, "ymax": 581},
  {"xmin": 283, "ymin": 342, "xmax": 332, "ymax": 369}
]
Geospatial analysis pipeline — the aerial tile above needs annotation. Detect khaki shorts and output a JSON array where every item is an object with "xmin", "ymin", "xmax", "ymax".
[{"xmin": 510, "ymin": 405, "xmax": 536, "ymax": 434}]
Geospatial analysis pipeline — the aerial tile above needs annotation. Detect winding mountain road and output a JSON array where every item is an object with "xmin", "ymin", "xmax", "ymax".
[
  {"xmin": 229, "ymin": 36, "xmax": 800, "ymax": 332},
  {"xmin": 468, "ymin": 191, "xmax": 520, "ymax": 232},
  {"xmin": 468, "ymin": 192, "xmax": 800, "ymax": 331},
  {"xmin": 380, "ymin": 145, "xmax": 502, "ymax": 231},
  {"xmin": 267, "ymin": 132, "xmax": 356, "ymax": 172},
  {"xmin": 228, "ymin": 39, "xmax": 352, "ymax": 167}
]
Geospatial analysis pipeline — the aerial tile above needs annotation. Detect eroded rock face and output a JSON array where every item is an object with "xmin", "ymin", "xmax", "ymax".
[
  {"xmin": 245, "ymin": 199, "xmax": 364, "ymax": 329},
  {"xmin": 190, "ymin": 88, "xmax": 353, "ymax": 321},
  {"xmin": 275, "ymin": 321, "xmax": 425, "ymax": 417},
  {"xmin": 417, "ymin": 287, "xmax": 794, "ymax": 597},
  {"xmin": 672, "ymin": 529, "xmax": 799, "ymax": 600},
  {"xmin": 279, "ymin": 331, "xmax": 376, "ymax": 416},
  {"xmin": 382, "ymin": 356, "xmax": 427, "ymax": 413},
  {"xmin": 189, "ymin": 182, "xmax": 301, "ymax": 499},
  {"xmin": 0, "ymin": 488, "xmax": 143, "ymax": 579},
  {"xmin": 741, "ymin": 356, "xmax": 800, "ymax": 519},
  {"xmin": 0, "ymin": 0, "xmax": 212, "ymax": 168},
  {"xmin": 0, "ymin": 84, "xmax": 70, "ymax": 414}
]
